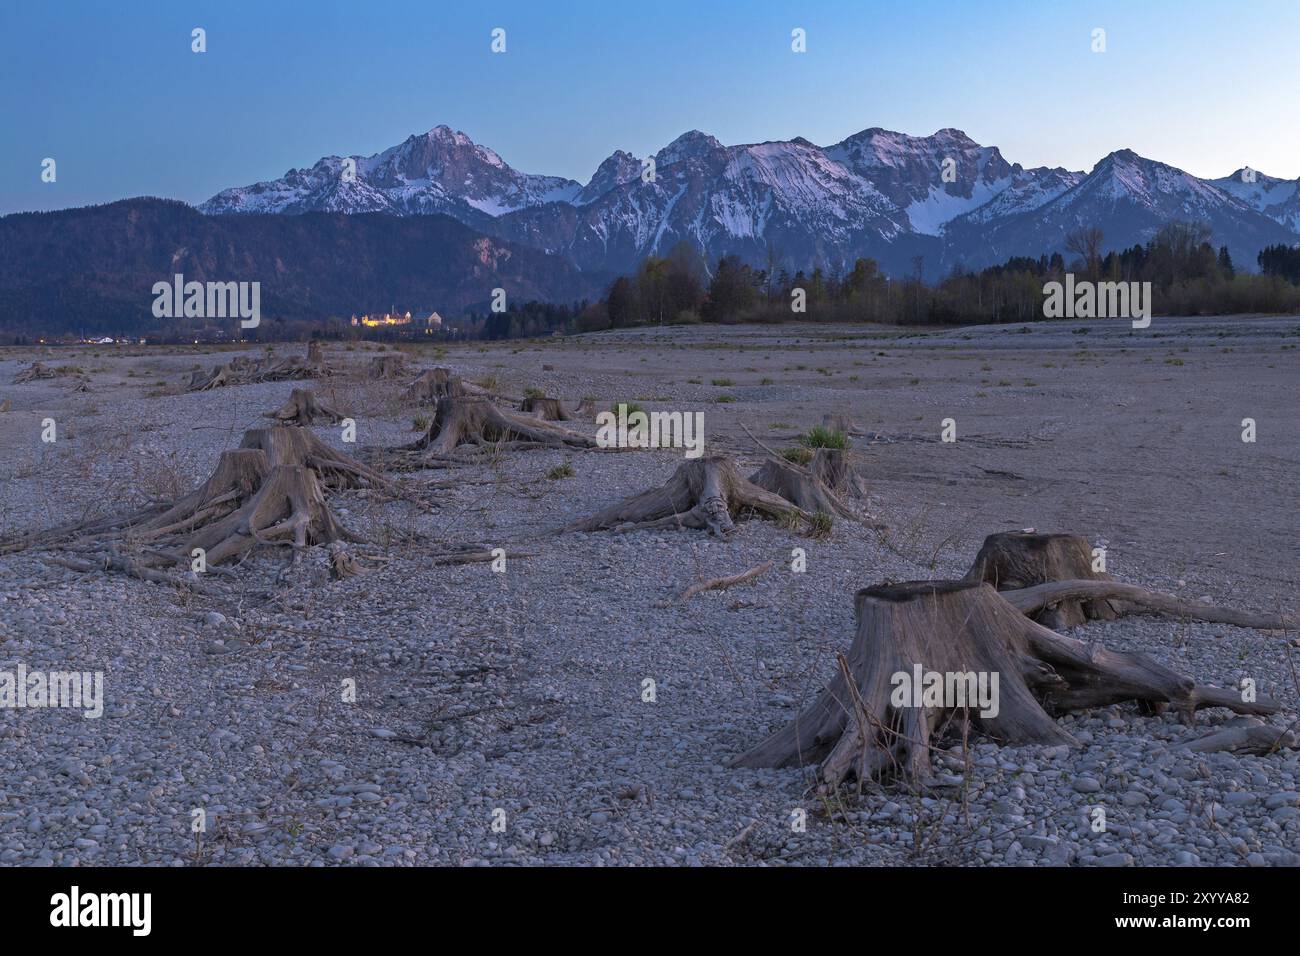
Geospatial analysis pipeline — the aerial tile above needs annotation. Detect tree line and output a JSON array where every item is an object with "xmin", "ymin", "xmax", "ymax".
[{"xmin": 563, "ymin": 223, "xmax": 1300, "ymax": 332}]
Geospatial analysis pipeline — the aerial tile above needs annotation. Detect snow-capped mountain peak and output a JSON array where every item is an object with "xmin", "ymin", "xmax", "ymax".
[
  {"xmin": 198, "ymin": 124, "xmax": 1300, "ymax": 279},
  {"xmin": 655, "ymin": 130, "xmax": 726, "ymax": 167},
  {"xmin": 1208, "ymin": 167, "xmax": 1300, "ymax": 231},
  {"xmin": 576, "ymin": 150, "xmax": 643, "ymax": 205},
  {"xmin": 200, "ymin": 125, "xmax": 580, "ymax": 218}
]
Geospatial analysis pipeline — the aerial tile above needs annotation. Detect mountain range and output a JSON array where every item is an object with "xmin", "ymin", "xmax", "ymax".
[
  {"xmin": 200, "ymin": 124, "xmax": 1300, "ymax": 278},
  {"xmin": 5, "ymin": 123, "xmax": 1298, "ymax": 336}
]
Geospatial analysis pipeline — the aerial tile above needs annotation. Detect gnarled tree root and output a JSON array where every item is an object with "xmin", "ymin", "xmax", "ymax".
[
  {"xmin": 1, "ymin": 449, "xmax": 270, "ymax": 555},
  {"xmin": 178, "ymin": 464, "xmax": 363, "ymax": 566},
  {"xmin": 568, "ymin": 455, "xmax": 807, "ymax": 535},
  {"xmin": 123, "ymin": 448, "xmax": 270, "ymax": 541},
  {"xmin": 732, "ymin": 580, "xmax": 1280, "ymax": 788},
  {"xmin": 395, "ymin": 395, "xmax": 595, "ymax": 461},
  {"xmin": 265, "ymin": 388, "xmax": 345, "ymax": 426},
  {"xmin": 1002, "ymin": 579, "xmax": 1299, "ymax": 632}
]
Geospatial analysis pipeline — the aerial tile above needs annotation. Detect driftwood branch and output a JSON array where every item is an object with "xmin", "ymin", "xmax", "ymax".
[{"xmin": 682, "ymin": 560, "xmax": 774, "ymax": 600}]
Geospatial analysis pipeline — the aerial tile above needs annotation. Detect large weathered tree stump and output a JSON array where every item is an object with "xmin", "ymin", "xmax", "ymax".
[
  {"xmin": 239, "ymin": 426, "xmax": 388, "ymax": 490},
  {"xmin": 125, "ymin": 448, "xmax": 270, "ymax": 540},
  {"xmin": 405, "ymin": 395, "xmax": 595, "ymax": 456},
  {"xmin": 2, "ymin": 448, "xmax": 269, "ymax": 554},
  {"xmin": 265, "ymin": 388, "xmax": 345, "ymax": 426},
  {"xmin": 965, "ymin": 531, "xmax": 1118, "ymax": 629},
  {"xmin": 8, "ymin": 437, "xmax": 366, "ymax": 575},
  {"xmin": 569, "ymin": 455, "xmax": 807, "ymax": 535},
  {"xmin": 179, "ymin": 464, "xmax": 362, "ymax": 566},
  {"xmin": 734, "ymin": 580, "xmax": 1279, "ymax": 787},
  {"xmin": 259, "ymin": 354, "xmax": 321, "ymax": 382}
]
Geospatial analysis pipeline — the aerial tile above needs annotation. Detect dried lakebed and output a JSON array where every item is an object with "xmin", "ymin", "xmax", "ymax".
[{"xmin": 0, "ymin": 317, "xmax": 1297, "ymax": 866}]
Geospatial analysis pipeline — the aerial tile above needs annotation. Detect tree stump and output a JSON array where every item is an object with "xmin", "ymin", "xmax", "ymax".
[
  {"xmin": 404, "ymin": 395, "xmax": 595, "ymax": 456},
  {"xmin": 368, "ymin": 354, "xmax": 408, "ymax": 379},
  {"xmin": 180, "ymin": 464, "xmax": 362, "ymax": 566},
  {"xmin": 733, "ymin": 580, "xmax": 1279, "ymax": 787},
  {"xmin": 126, "ymin": 448, "xmax": 270, "ymax": 540},
  {"xmin": 2, "ymin": 448, "xmax": 270, "ymax": 554},
  {"xmin": 258, "ymin": 356, "xmax": 313, "ymax": 381},
  {"xmin": 569, "ymin": 455, "xmax": 807, "ymax": 535},
  {"xmin": 239, "ymin": 426, "xmax": 388, "ymax": 490},
  {"xmin": 6, "ymin": 426, "xmax": 373, "ymax": 577},
  {"xmin": 747, "ymin": 458, "xmax": 853, "ymax": 518},
  {"xmin": 810, "ymin": 448, "xmax": 867, "ymax": 498},
  {"xmin": 519, "ymin": 395, "xmax": 572, "ymax": 421},
  {"xmin": 405, "ymin": 367, "xmax": 465, "ymax": 404},
  {"xmin": 187, "ymin": 364, "xmax": 235, "ymax": 391},
  {"xmin": 265, "ymin": 388, "xmax": 345, "ymax": 426},
  {"xmin": 821, "ymin": 413, "xmax": 858, "ymax": 436},
  {"xmin": 186, "ymin": 346, "xmax": 325, "ymax": 392},
  {"xmin": 14, "ymin": 362, "xmax": 59, "ymax": 384},
  {"xmin": 964, "ymin": 531, "xmax": 1118, "ymax": 629}
]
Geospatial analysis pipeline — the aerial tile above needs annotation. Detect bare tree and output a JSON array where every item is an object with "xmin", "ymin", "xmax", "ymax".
[{"xmin": 1065, "ymin": 226, "xmax": 1104, "ymax": 278}]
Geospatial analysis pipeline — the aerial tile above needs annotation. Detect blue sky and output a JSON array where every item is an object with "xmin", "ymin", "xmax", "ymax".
[{"xmin": 3, "ymin": 0, "xmax": 1297, "ymax": 214}]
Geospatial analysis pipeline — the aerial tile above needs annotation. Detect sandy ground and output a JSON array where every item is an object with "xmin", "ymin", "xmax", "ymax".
[{"xmin": 0, "ymin": 315, "xmax": 1297, "ymax": 866}]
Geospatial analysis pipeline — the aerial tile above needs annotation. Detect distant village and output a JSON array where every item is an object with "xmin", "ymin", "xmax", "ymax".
[
  {"xmin": 351, "ymin": 309, "xmax": 443, "ymax": 329},
  {"xmin": 22, "ymin": 300, "xmax": 576, "ymax": 347},
  {"xmin": 34, "ymin": 308, "xmax": 459, "ymax": 346}
]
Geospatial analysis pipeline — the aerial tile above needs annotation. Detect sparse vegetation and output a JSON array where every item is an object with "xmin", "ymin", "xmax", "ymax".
[{"xmin": 798, "ymin": 425, "xmax": 849, "ymax": 450}]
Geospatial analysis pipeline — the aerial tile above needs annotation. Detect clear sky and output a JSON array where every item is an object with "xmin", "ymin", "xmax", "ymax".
[{"xmin": 3, "ymin": 0, "xmax": 1297, "ymax": 214}]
